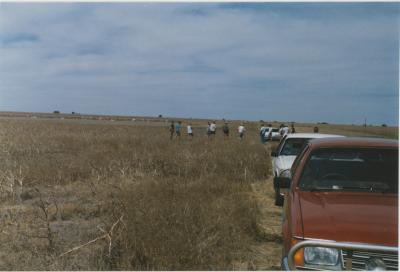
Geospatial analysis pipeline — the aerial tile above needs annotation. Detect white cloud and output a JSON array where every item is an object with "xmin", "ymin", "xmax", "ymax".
[{"xmin": 0, "ymin": 3, "xmax": 398, "ymax": 124}]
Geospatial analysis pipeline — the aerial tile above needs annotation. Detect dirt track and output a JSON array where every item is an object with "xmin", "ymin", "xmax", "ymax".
[
  {"xmin": 226, "ymin": 142, "xmax": 282, "ymax": 270},
  {"xmin": 249, "ymin": 176, "xmax": 283, "ymax": 270},
  {"xmin": 247, "ymin": 142, "xmax": 282, "ymax": 270}
]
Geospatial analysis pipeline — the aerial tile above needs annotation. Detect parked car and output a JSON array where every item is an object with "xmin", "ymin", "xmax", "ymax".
[
  {"xmin": 272, "ymin": 133, "xmax": 344, "ymax": 205},
  {"xmin": 276, "ymin": 137, "xmax": 398, "ymax": 270},
  {"xmin": 264, "ymin": 127, "xmax": 281, "ymax": 141}
]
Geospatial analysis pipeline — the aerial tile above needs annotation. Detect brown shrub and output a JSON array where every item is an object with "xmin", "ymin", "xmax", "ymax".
[{"xmin": 113, "ymin": 176, "xmax": 260, "ymax": 270}]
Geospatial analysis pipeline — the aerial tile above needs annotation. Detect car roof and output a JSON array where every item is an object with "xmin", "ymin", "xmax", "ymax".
[
  {"xmin": 284, "ymin": 133, "xmax": 344, "ymax": 139},
  {"xmin": 308, "ymin": 137, "xmax": 398, "ymax": 149}
]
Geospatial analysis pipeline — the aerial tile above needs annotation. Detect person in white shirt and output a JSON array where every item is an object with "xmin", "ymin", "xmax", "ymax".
[
  {"xmin": 187, "ymin": 123, "xmax": 193, "ymax": 138},
  {"xmin": 238, "ymin": 123, "xmax": 246, "ymax": 140},
  {"xmin": 264, "ymin": 124, "xmax": 272, "ymax": 141},
  {"xmin": 282, "ymin": 125, "xmax": 289, "ymax": 136},
  {"xmin": 209, "ymin": 121, "xmax": 217, "ymax": 136},
  {"xmin": 279, "ymin": 124, "xmax": 284, "ymax": 137},
  {"xmin": 279, "ymin": 124, "xmax": 289, "ymax": 137},
  {"xmin": 259, "ymin": 122, "xmax": 267, "ymax": 143}
]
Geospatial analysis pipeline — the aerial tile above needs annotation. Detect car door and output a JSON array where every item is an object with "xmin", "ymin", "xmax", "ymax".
[{"xmin": 282, "ymin": 144, "xmax": 310, "ymax": 254}]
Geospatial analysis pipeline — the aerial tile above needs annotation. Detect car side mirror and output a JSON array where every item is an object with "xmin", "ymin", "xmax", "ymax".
[
  {"xmin": 271, "ymin": 151, "xmax": 277, "ymax": 157},
  {"xmin": 275, "ymin": 177, "xmax": 291, "ymax": 189}
]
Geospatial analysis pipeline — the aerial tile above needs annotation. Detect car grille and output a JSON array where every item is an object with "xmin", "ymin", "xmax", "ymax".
[{"xmin": 342, "ymin": 250, "xmax": 398, "ymax": 270}]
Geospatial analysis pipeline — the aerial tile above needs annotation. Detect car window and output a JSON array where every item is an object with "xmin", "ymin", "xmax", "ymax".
[
  {"xmin": 272, "ymin": 128, "xmax": 279, "ymax": 132},
  {"xmin": 298, "ymin": 147, "xmax": 398, "ymax": 193},
  {"xmin": 291, "ymin": 144, "xmax": 309, "ymax": 178},
  {"xmin": 275, "ymin": 135, "xmax": 287, "ymax": 153},
  {"xmin": 279, "ymin": 138, "xmax": 311, "ymax": 156}
]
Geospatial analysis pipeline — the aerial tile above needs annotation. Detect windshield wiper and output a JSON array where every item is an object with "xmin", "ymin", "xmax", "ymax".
[
  {"xmin": 341, "ymin": 186, "xmax": 392, "ymax": 193},
  {"xmin": 307, "ymin": 186, "xmax": 394, "ymax": 193},
  {"xmin": 309, "ymin": 187, "xmax": 339, "ymax": 192},
  {"xmin": 341, "ymin": 186, "xmax": 370, "ymax": 191}
]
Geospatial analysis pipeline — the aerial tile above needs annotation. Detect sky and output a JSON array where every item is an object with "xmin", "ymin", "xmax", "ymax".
[{"xmin": 0, "ymin": 3, "xmax": 399, "ymax": 125}]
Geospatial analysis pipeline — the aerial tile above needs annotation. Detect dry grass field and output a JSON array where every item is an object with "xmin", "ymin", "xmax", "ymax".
[{"xmin": 0, "ymin": 113, "xmax": 397, "ymax": 270}]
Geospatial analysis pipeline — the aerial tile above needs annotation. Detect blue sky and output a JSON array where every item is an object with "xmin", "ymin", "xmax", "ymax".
[{"xmin": 0, "ymin": 3, "xmax": 398, "ymax": 125}]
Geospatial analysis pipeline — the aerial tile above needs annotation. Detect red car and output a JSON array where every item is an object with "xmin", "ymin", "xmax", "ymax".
[{"xmin": 276, "ymin": 137, "xmax": 398, "ymax": 270}]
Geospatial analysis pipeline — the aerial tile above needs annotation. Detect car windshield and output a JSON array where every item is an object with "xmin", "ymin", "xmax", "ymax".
[
  {"xmin": 280, "ymin": 138, "xmax": 311, "ymax": 156},
  {"xmin": 298, "ymin": 147, "xmax": 398, "ymax": 193}
]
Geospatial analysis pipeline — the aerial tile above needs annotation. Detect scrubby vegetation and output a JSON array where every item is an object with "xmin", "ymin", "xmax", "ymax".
[{"xmin": 0, "ymin": 118, "xmax": 270, "ymax": 270}]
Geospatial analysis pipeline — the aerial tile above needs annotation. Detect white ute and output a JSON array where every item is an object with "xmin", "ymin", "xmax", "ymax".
[{"xmin": 271, "ymin": 133, "xmax": 344, "ymax": 205}]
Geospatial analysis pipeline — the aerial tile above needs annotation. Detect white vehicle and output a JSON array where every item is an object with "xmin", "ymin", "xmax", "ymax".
[
  {"xmin": 271, "ymin": 133, "xmax": 344, "ymax": 205},
  {"xmin": 264, "ymin": 127, "xmax": 281, "ymax": 141}
]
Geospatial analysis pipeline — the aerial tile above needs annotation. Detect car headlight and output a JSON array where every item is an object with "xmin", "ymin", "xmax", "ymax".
[
  {"xmin": 279, "ymin": 169, "xmax": 291, "ymax": 178},
  {"xmin": 304, "ymin": 247, "xmax": 339, "ymax": 266}
]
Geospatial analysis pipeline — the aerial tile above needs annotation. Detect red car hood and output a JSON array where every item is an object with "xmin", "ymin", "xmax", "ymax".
[{"xmin": 298, "ymin": 192, "xmax": 398, "ymax": 246}]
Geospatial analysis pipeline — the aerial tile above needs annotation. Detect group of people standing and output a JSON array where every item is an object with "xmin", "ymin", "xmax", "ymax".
[
  {"xmin": 169, "ymin": 120, "xmax": 246, "ymax": 140},
  {"xmin": 170, "ymin": 121, "xmax": 191, "ymax": 140},
  {"xmin": 169, "ymin": 120, "xmax": 320, "ymax": 141}
]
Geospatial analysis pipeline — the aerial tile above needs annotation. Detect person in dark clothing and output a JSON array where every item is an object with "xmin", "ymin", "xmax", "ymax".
[
  {"xmin": 291, "ymin": 123, "xmax": 296, "ymax": 133},
  {"xmin": 169, "ymin": 121, "xmax": 175, "ymax": 140},
  {"xmin": 222, "ymin": 122, "xmax": 230, "ymax": 139},
  {"xmin": 175, "ymin": 121, "xmax": 182, "ymax": 138},
  {"xmin": 267, "ymin": 124, "xmax": 272, "ymax": 140},
  {"xmin": 313, "ymin": 126, "xmax": 319, "ymax": 133},
  {"xmin": 206, "ymin": 122, "xmax": 211, "ymax": 137}
]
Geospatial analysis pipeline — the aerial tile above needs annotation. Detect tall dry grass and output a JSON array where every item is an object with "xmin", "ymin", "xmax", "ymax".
[{"xmin": 0, "ymin": 118, "xmax": 270, "ymax": 270}]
